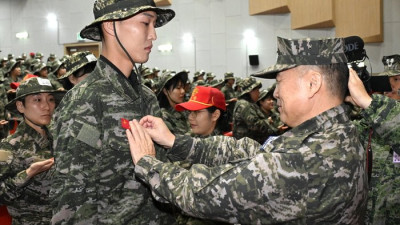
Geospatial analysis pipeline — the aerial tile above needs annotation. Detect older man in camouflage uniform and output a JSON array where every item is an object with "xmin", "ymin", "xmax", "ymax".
[
  {"xmin": 49, "ymin": 0, "xmax": 175, "ymax": 224},
  {"xmin": 127, "ymin": 37, "xmax": 368, "ymax": 224}
]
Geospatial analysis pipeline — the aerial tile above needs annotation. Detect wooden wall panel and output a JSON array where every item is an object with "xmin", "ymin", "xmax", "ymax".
[
  {"xmin": 155, "ymin": 0, "xmax": 172, "ymax": 7},
  {"xmin": 289, "ymin": 0, "xmax": 335, "ymax": 29},
  {"xmin": 249, "ymin": 0, "xmax": 289, "ymax": 15},
  {"xmin": 334, "ymin": 0, "xmax": 383, "ymax": 42}
]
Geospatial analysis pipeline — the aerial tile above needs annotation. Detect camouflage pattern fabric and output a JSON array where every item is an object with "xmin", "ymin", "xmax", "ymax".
[
  {"xmin": 0, "ymin": 82, "xmax": 8, "ymax": 139},
  {"xmin": 80, "ymin": 0, "xmax": 175, "ymax": 41},
  {"xmin": 161, "ymin": 106, "xmax": 190, "ymax": 135},
  {"xmin": 47, "ymin": 73, "xmax": 64, "ymax": 90},
  {"xmin": 50, "ymin": 56, "xmax": 175, "ymax": 224},
  {"xmin": 252, "ymin": 37, "xmax": 348, "ymax": 79},
  {"xmin": 379, "ymin": 54, "xmax": 400, "ymax": 76},
  {"xmin": 233, "ymin": 99, "xmax": 277, "ymax": 144},
  {"xmin": 134, "ymin": 104, "xmax": 367, "ymax": 224},
  {"xmin": 355, "ymin": 94, "xmax": 400, "ymax": 225},
  {"xmin": 0, "ymin": 121, "xmax": 53, "ymax": 224},
  {"xmin": 221, "ymin": 84, "xmax": 236, "ymax": 122}
]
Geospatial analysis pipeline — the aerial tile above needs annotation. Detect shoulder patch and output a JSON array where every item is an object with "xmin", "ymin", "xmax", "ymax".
[{"xmin": 77, "ymin": 123, "xmax": 101, "ymax": 148}]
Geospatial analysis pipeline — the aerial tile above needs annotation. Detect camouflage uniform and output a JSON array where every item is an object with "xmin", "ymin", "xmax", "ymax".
[
  {"xmin": 50, "ymin": 57, "xmax": 176, "ymax": 224},
  {"xmin": 0, "ymin": 77, "xmax": 64, "ymax": 225},
  {"xmin": 161, "ymin": 107, "xmax": 190, "ymax": 135},
  {"xmin": 233, "ymin": 78, "xmax": 276, "ymax": 144},
  {"xmin": 134, "ymin": 104, "xmax": 366, "ymax": 224},
  {"xmin": 356, "ymin": 94, "xmax": 400, "ymax": 225},
  {"xmin": 0, "ymin": 122, "xmax": 53, "ymax": 225}
]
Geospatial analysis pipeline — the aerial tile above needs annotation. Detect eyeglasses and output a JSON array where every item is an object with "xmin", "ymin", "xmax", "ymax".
[{"xmin": 188, "ymin": 109, "xmax": 208, "ymax": 118}]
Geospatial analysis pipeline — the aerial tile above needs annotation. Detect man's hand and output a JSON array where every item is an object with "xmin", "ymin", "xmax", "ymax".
[
  {"xmin": 26, "ymin": 158, "xmax": 54, "ymax": 179},
  {"xmin": 139, "ymin": 115, "xmax": 175, "ymax": 148},
  {"xmin": 345, "ymin": 68, "xmax": 372, "ymax": 109},
  {"xmin": 126, "ymin": 120, "xmax": 156, "ymax": 165}
]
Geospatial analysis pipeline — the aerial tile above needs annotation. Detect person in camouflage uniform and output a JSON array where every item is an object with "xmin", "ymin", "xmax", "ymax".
[
  {"xmin": 232, "ymin": 77, "xmax": 277, "ymax": 144},
  {"xmin": 47, "ymin": 62, "xmax": 65, "ymax": 91},
  {"xmin": 257, "ymin": 84, "xmax": 288, "ymax": 135},
  {"xmin": 157, "ymin": 70, "xmax": 190, "ymax": 135},
  {"xmin": 358, "ymin": 54, "xmax": 400, "ymax": 225},
  {"xmin": 205, "ymin": 72, "xmax": 215, "ymax": 85},
  {"xmin": 176, "ymin": 86, "xmax": 229, "ymax": 137},
  {"xmin": 49, "ymin": 0, "xmax": 175, "ymax": 224},
  {"xmin": 57, "ymin": 51, "xmax": 97, "ymax": 90},
  {"xmin": 220, "ymin": 72, "xmax": 237, "ymax": 123},
  {"xmin": 126, "ymin": 37, "xmax": 368, "ymax": 224},
  {"xmin": 0, "ymin": 77, "xmax": 64, "ymax": 224}
]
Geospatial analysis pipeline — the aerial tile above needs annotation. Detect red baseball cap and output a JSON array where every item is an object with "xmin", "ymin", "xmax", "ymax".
[{"xmin": 175, "ymin": 86, "xmax": 226, "ymax": 112}]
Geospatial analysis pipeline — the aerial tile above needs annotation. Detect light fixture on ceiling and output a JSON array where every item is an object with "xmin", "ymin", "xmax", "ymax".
[
  {"xmin": 158, "ymin": 43, "xmax": 173, "ymax": 52},
  {"xmin": 16, "ymin": 31, "xmax": 29, "ymax": 39}
]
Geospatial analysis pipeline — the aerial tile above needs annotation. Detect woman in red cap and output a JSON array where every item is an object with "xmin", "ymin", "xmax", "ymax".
[{"xmin": 175, "ymin": 86, "xmax": 229, "ymax": 137}]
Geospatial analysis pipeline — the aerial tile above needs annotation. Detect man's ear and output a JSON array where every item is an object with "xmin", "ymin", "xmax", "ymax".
[
  {"xmin": 102, "ymin": 21, "xmax": 116, "ymax": 37},
  {"xmin": 308, "ymin": 70, "xmax": 322, "ymax": 98},
  {"xmin": 16, "ymin": 101, "xmax": 25, "ymax": 114},
  {"xmin": 211, "ymin": 109, "xmax": 221, "ymax": 122}
]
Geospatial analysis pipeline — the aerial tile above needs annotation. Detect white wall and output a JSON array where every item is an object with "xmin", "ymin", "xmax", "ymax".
[{"xmin": 0, "ymin": 0, "xmax": 399, "ymax": 88}]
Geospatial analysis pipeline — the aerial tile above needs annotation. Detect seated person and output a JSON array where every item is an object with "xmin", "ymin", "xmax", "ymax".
[
  {"xmin": 0, "ymin": 77, "xmax": 64, "ymax": 224},
  {"xmin": 175, "ymin": 86, "xmax": 229, "ymax": 137}
]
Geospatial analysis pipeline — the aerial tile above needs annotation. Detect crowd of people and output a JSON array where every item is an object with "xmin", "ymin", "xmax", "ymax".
[{"xmin": 0, "ymin": 0, "xmax": 399, "ymax": 225}]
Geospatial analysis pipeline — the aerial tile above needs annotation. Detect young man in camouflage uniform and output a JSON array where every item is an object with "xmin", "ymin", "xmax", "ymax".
[
  {"xmin": 127, "ymin": 37, "xmax": 368, "ymax": 224},
  {"xmin": 0, "ymin": 77, "xmax": 64, "ymax": 224},
  {"xmin": 49, "ymin": 0, "xmax": 175, "ymax": 224}
]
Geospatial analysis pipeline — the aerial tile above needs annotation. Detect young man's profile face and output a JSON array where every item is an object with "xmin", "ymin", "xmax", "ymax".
[{"xmin": 116, "ymin": 11, "xmax": 158, "ymax": 64}]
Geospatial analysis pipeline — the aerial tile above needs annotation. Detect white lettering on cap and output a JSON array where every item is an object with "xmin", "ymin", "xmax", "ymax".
[
  {"xmin": 86, "ymin": 54, "xmax": 97, "ymax": 62},
  {"xmin": 37, "ymin": 77, "xmax": 52, "ymax": 86}
]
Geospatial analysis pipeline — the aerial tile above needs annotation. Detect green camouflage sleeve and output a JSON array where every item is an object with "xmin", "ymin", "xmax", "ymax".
[
  {"xmin": 0, "ymin": 146, "xmax": 32, "ymax": 203},
  {"xmin": 167, "ymin": 135, "xmax": 261, "ymax": 166},
  {"xmin": 135, "ymin": 151, "xmax": 307, "ymax": 224},
  {"xmin": 362, "ymin": 94, "xmax": 400, "ymax": 149}
]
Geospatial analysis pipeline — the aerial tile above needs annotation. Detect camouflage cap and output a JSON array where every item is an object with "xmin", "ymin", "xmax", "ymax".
[
  {"xmin": 80, "ymin": 0, "xmax": 175, "ymax": 41},
  {"xmin": 1, "ymin": 57, "xmax": 8, "ymax": 63},
  {"xmin": 5, "ymin": 60, "xmax": 21, "ymax": 74},
  {"xmin": 5, "ymin": 77, "xmax": 65, "ymax": 114},
  {"xmin": 52, "ymin": 60, "xmax": 64, "ymax": 73},
  {"xmin": 224, "ymin": 72, "xmax": 235, "ymax": 80},
  {"xmin": 7, "ymin": 54, "xmax": 14, "ymax": 60},
  {"xmin": 194, "ymin": 70, "xmax": 205, "ymax": 78},
  {"xmin": 206, "ymin": 72, "xmax": 215, "ymax": 79},
  {"xmin": 379, "ymin": 54, "xmax": 400, "ymax": 77},
  {"xmin": 58, "ymin": 51, "xmax": 97, "ymax": 80},
  {"xmin": 258, "ymin": 83, "xmax": 276, "ymax": 102},
  {"xmin": 35, "ymin": 52, "xmax": 43, "ymax": 58},
  {"xmin": 209, "ymin": 79, "xmax": 224, "ymax": 88},
  {"xmin": 252, "ymin": 36, "xmax": 348, "ymax": 79},
  {"xmin": 153, "ymin": 67, "xmax": 160, "ymax": 72},
  {"xmin": 156, "ymin": 70, "xmax": 188, "ymax": 96},
  {"xmin": 49, "ymin": 53, "xmax": 57, "ymax": 59},
  {"xmin": 32, "ymin": 62, "xmax": 48, "ymax": 75},
  {"xmin": 239, "ymin": 77, "xmax": 262, "ymax": 97},
  {"xmin": 141, "ymin": 67, "xmax": 154, "ymax": 77}
]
